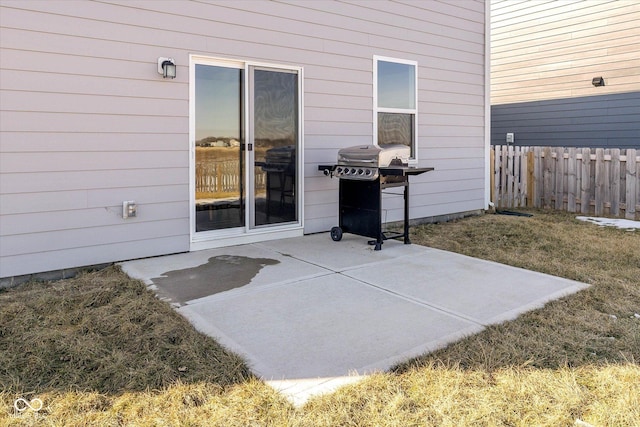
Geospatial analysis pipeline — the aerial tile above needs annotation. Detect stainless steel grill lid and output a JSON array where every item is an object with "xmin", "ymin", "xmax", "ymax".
[{"xmin": 335, "ymin": 144, "xmax": 410, "ymax": 180}]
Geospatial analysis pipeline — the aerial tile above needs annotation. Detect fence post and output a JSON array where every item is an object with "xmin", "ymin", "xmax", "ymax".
[{"xmin": 527, "ymin": 150, "xmax": 535, "ymax": 207}]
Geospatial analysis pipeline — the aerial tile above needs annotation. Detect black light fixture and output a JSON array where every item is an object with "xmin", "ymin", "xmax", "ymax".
[
  {"xmin": 592, "ymin": 76, "xmax": 605, "ymax": 87},
  {"xmin": 157, "ymin": 57, "xmax": 176, "ymax": 79}
]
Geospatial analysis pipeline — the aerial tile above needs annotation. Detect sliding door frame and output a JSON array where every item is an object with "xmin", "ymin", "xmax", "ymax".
[{"xmin": 189, "ymin": 55, "xmax": 304, "ymax": 251}]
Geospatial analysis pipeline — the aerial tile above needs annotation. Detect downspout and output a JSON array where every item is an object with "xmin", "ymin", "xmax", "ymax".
[{"xmin": 484, "ymin": 0, "xmax": 492, "ymax": 211}]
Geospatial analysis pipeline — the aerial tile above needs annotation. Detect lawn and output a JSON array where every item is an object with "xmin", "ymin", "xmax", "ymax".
[{"xmin": 1, "ymin": 209, "xmax": 639, "ymax": 426}]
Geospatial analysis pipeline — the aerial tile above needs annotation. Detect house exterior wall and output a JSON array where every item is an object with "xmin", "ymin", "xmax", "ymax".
[
  {"xmin": 491, "ymin": 0, "xmax": 640, "ymax": 148},
  {"xmin": 0, "ymin": 0, "xmax": 487, "ymax": 279}
]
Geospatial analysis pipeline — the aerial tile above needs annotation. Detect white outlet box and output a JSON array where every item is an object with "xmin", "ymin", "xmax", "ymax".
[
  {"xmin": 122, "ymin": 201, "xmax": 137, "ymax": 218},
  {"xmin": 506, "ymin": 133, "xmax": 514, "ymax": 144}
]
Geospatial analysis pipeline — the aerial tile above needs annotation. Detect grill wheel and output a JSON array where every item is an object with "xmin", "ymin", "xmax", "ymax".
[{"xmin": 330, "ymin": 226, "xmax": 343, "ymax": 241}]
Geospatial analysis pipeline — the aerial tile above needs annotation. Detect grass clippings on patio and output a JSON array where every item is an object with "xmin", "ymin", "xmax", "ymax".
[{"xmin": 1, "ymin": 209, "xmax": 639, "ymax": 426}]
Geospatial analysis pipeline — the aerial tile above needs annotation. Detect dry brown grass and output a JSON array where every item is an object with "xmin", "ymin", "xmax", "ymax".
[
  {"xmin": 396, "ymin": 208, "xmax": 640, "ymax": 372},
  {"xmin": 1, "ymin": 209, "xmax": 639, "ymax": 426},
  {"xmin": 2, "ymin": 365, "xmax": 638, "ymax": 426},
  {"xmin": 0, "ymin": 266, "xmax": 253, "ymax": 394}
]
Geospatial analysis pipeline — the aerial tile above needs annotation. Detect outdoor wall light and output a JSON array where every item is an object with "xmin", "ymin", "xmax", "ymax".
[
  {"xmin": 592, "ymin": 76, "xmax": 605, "ymax": 87},
  {"xmin": 157, "ymin": 57, "xmax": 176, "ymax": 79}
]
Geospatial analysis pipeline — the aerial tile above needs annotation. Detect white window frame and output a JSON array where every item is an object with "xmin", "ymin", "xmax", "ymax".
[{"xmin": 373, "ymin": 55, "xmax": 418, "ymax": 163}]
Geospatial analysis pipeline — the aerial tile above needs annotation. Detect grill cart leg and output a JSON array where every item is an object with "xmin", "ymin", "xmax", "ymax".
[{"xmin": 404, "ymin": 180, "xmax": 411, "ymax": 244}]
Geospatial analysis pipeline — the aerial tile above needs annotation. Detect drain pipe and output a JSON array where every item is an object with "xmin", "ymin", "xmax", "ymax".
[{"xmin": 489, "ymin": 201, "xmax": 533, "ymax": 217}]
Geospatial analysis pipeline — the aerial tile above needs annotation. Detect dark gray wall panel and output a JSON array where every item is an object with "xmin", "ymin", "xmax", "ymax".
[{"xmin": 491, "ymin": 92, "xmax": 640, "ymax": 148}]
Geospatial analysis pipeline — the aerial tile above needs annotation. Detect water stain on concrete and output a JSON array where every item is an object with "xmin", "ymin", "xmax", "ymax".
[{"xmin": 151, "ymin": 255, "xmax": 279, "ymax": 305}]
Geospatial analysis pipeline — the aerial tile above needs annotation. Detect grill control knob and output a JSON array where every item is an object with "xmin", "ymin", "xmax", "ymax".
[
  {"xmin": 337, "ymin": 167, "xmax": 343, "ymax": 174},
  {"xmin": 358, "ymin": 169, "xmax": 364, "ymax": 175},
  {"xmin": 351, "ymin": 168, "xmax": 356, "ymax": 174},
  {"xmin": 365, "ymin": 169, "xmax": 371, "ymax": 175}
]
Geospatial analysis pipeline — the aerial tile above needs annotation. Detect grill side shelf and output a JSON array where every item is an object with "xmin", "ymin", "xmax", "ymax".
[{"xmin": 379, "ymin": 166, "xmax": 434, "ymax": 176}]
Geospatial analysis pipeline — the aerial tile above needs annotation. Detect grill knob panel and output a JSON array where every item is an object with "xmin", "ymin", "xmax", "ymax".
[{"xmin": 335, "ymin": 165, "xmax": 379, "ymax": 180}]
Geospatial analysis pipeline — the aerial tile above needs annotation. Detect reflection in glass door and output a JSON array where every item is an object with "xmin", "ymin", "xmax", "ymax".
[
  {"xmin": 250, "ymin": 67, "xmax": 298, "ymax": 227},
  {"xmin": 194, "ymin": 64, "xmax": 244, "ymax": 232}
]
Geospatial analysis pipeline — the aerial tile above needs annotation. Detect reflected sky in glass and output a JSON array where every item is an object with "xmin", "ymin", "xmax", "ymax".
[
  {"xmin": 195, "ymin": 65, "xmax": 242, "ymax": 140},
  {"xmin": 377, "ymin": 61, "xmax": 415, "ymax": 109}
]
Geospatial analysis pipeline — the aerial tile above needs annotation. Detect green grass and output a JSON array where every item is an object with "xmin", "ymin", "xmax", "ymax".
[{"xmin": 1, "ymin": 209, "xmax": 638, "ymax": 426}]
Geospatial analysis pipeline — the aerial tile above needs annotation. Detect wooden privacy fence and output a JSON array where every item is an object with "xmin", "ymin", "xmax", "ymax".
[
  {"xmin": 195, "ymin": 159, "xmax": 266, "ymax": 195},
  {"xmin": 491, "ymin": 146, "xmax": 640, "ymax": 220}
]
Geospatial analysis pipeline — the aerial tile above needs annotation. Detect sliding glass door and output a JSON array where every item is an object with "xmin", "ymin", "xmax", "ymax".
[{"xmin": 192, "ymin": 59, "xmax": 300, "ymax": 239}]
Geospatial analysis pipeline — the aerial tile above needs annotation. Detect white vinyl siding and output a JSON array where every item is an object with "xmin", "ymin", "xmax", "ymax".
[{"xmin": 1, "ymin": 0, "xmax": 486, "ymax": 278}]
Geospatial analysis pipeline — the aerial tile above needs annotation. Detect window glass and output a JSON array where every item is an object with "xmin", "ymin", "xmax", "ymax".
[
  {"xmin": 378, "ymin": 113, "xmax": 413, "ymax": 148},
  {"xmin": 377, "ymin": 61, "xmax": 415, "ymax": 109}
]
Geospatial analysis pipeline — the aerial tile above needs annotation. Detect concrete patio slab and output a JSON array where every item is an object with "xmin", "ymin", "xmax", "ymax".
[
  {"xmin": 343, "ymin": 247, "xmax": 589, "ymax": 325},
  {"xmin": 179, "ymin": 273, "xmax": 481, "ymax": 379},
  {"xmin": 119, "ymin": 232, "xmax": 590, "ymax": 404}
]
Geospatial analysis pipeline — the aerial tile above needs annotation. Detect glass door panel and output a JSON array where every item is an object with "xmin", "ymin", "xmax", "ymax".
[
  {"xmin": 194, "ymin": 64, "xmax": 244, "ymax": 232},
  {"xmin": 250, "ymin": 67, "xmax": 298, "ymax": 227}
]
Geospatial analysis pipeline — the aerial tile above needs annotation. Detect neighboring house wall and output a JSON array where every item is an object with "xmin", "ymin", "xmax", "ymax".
[
  {"xmin": 491, "ymin": 0, "xmax": 640, "ymax": 148},
  {"xmin": 1, "ymin": 0, "xmax": 487, "ymax": 279}
]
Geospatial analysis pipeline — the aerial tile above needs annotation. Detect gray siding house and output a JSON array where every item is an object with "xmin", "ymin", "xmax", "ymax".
[
  {"xmin": 491, "ymin": 0, "xmax": 640, "ymax": 148},
  {"xmin": 1, "ymin": 1, "xmax": 489, "ymax": 280}
]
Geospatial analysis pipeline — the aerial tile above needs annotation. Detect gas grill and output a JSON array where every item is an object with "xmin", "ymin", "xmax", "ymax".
[{"xmin": 319, "ymin": 144, "xmax": 433, "ymax": 250}]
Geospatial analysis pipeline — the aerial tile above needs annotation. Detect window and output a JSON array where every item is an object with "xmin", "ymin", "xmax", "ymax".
[{"xmin": 374, "ymin": 56, "xmax": 418, "ymax": 159}]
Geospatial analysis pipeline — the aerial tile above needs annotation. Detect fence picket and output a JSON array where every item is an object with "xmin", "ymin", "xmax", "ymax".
[
  {"xmin": 610, "ymin": 149, "xmax": 620, "ymax": 216},
  {"xmin": 580, "ymin": 148, "xmax": 591, "ymax": 214},
  {"xmin": 519, "ymin": 147, "xmax": 528, "ymax": 207},
  {"xmin": 555, "ymin": 147, "xmax": 565, "ymax": 210},
  {"xmin": 534, "ymin": 147, "xmax": 542, "ymax": 208},
  {"xmin": 501, "ymin": 145, "xmax": 508, "ymax": 207},
  {"xmin": 636, "ymin": 152, "xmax": 640, "ymax": 215},
  {"xmin": 543, "ymin": 147, "xmax": 553, "ymax": 208},
  {"xmin": 527, "ymin": 150, "xmax": 535, "ymax": 207},
  {"xmin": 507, "ymin": 145, "xmax": 514, "ymax": 207},
  {"xmin": 567, "ymin": 148, "xmax": 577, "ymax": 212},
  {"xmin": 595, "ymin": 148, "xmax": 605, "ymax": 216},
  {"xmin": 603, "ymin": 149, "xmax": 611, "ymax": 215},
  {"xmin": 626, "ymin": 149, "xmax": 637, "ymax": 219},
  {"xmin": 493, "ymin": 146, "xmax": 500, "ymax": 206}
]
